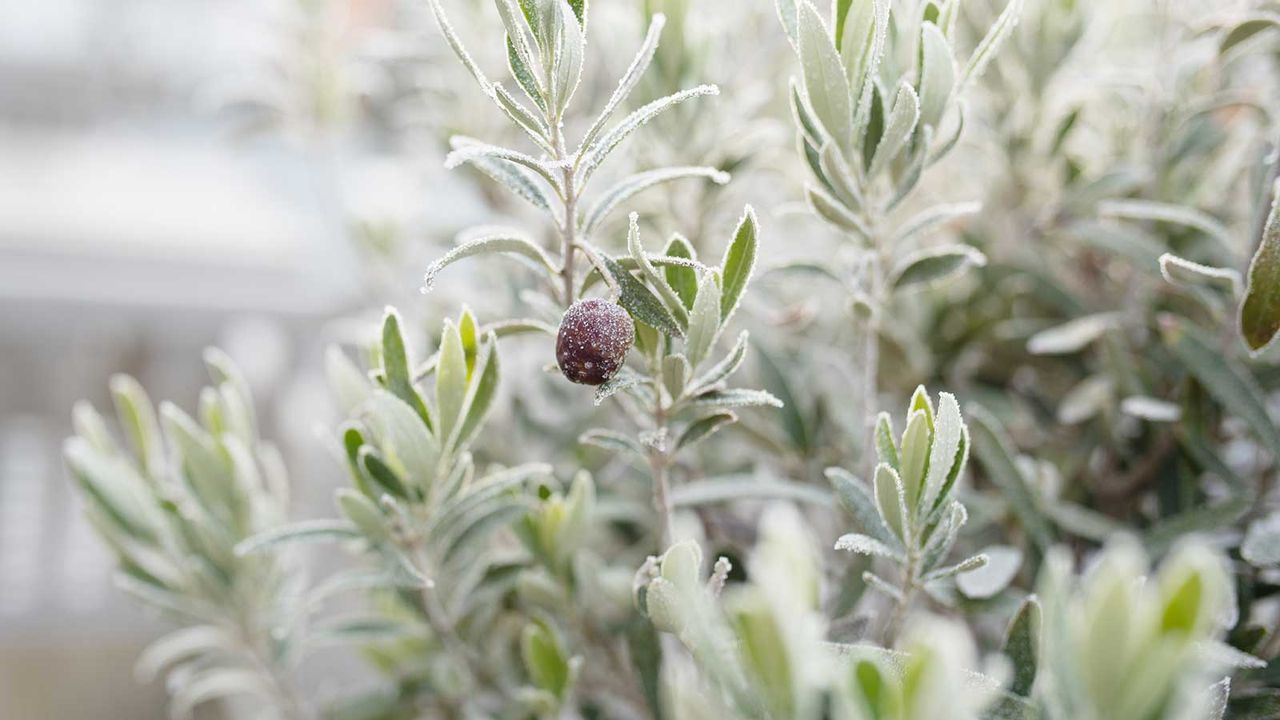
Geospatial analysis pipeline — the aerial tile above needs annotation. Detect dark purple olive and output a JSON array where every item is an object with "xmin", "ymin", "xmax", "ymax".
[{"xmin": 555, "ymin": 299, "xmax": 635, "ymax": 385}]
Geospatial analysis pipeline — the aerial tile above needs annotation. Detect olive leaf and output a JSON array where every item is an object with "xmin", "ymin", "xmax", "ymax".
[{"xmin": 1240, "ymin": 188, "xmax": 1280, "ymax": 355}]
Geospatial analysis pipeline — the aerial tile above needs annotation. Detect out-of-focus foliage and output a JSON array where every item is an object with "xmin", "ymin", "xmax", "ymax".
[{"xmin": 63, "ymin": 0, "xmax": 1280, "ymax": 718}]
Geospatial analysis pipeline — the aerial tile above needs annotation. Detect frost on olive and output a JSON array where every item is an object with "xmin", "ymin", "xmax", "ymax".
[{"xmin": 555, "ymin": 299, "xmax": 635, "ymax": 385}]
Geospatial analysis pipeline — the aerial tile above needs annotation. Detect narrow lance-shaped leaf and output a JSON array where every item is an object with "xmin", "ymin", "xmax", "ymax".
[
  {"xmin": 676, "ymin": 411, "xmax": 737, "ymax": 451},
  {"xmin": 663, "ymin": 234, "xmax": 699, "ymax": 310},
  {"xmin": 583, "ymin": 167, "xmax": 729, "ymax": 235},
  {"xmin": 720, "ymin": 206, "xmax": 759, "ymax": 322},
  {"xmin": 578, "ymin": 85, "xmax": 720, "ymax": 183},
  {"xmin": 798, "ymin": 3, "xmax": 853, "ymax": 149},
  {"xmin": 1240, "ymin": 187, "xmax": 1280, "ymax": 355},
  {"xmin": 422, "ymin": 234, "xmax": 558, "ymax": 292},
  {"xmin": 602, "ymin": 256, "xmax": 684, "ymax": 338},
  {"xmin": 959, "ymin": 0, "xmax": 1024, "ymax": 88},
  {"xmin": 684, "ymin": 275, "xmax": 722, "ymax": 368},
  {"xmin": 868, "ymin": 81, "xmax": 920, "ymax": 178},
  {"xmin": 627, "ymin": 214, "xmax": 690, "ymax": 329},
  {"xmin": 890, "ymin": 244, "xmax": 987, "ymax": 290},
  {"xmin": 1162, "ymin": 315, "xmax": 1280, "ymax": 450},
  {"xmin": 380, "ymin": 309, "xmax": 433, "ymax": 428},
  {"xmin": 917, "ymin": 21, "xmax": 955, "ymax": 129},
  {"xmin": 1002, "ymin": 596, "xmax": 1042, "ymax": 697},
  {"xmin": 578, "ymin": 13, "xmax": 666, "ymax": 154}
]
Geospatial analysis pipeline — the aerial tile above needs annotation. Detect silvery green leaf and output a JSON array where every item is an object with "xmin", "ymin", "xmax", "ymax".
[
  {"xmin": 1161, "ymin": 316, "xmax": 1280, "ymax": 451},
  {"xmin": 791, "ymin": 80, "xmax": 825, "ymax": 147},
  {"xmin": 496, "ymin": 0, "xmax": 541, "ymax": 93},
  {"xmin": 917, "ymin": 22, "xmax": 955, "ymax": 129},
  {"xmin": 522, "ymin": 620, "xmax": 571, "ymax": 699},
  {"xmin": 325, "ymin": 347, "xmax": 370, "ymax": 416},
  {"xmin": 928, "ymin": 100, "xmax": 966, "ymax": 163},
  {"xmin": 862, "ymin": 571, "xmax": 905, "ymax": 601},
  {"xmin": 234, "ymin": 519, "xmax": 359, "ymax": 556},
  {"xmin": 508, "ymin": 37, "xmax": 546, "ymax": 111},
  {"xmin": 872, "ymin": 463, "xmax": 908, "ymax": 544},
  {"xmin": 921, "ymin": 392, "xmax": 965, "ymax": 514},
  {"xmin": 1026, "ymin": 312, "xmax": 1119, "ymax": 355},
  {"xmin": 584, "ymin": 167, "xmax": 729, "ymax": 235},
  {"xmin": 445, "ymin": 138, "xmax": 559, "ymax": 188},
  {"xmin": 663, "ymin": 234, "xmax": 699, "ymax": 310},
  {"xmin": 875, "ymin": 412, "xmax": 900, "ymax": 470},
  {"xmin": 135, "ymin": 626, "xmax": 235, "ymax": 683},
  {"xmin": 431, "ymin": 462, "xmax": 548, "ymax": 543},
  {"xmin": 687, "ymin": 330, "xmax": 749, "ymax": 394},
  {"xmin": 628, "ymin": 214, "xmax": 689, "ymax": 329},
  {"xmin": 968, "ymin": 405, "xmax": 1054, "ymax": 551},
  {"xmin": 1098, "ymin": 199, "xmax": 1234, "ymax": 252},
  {"xmin": 169, "ymin": 668, "xmax": 270, "ymax": 720},
  {"xmin": 358, "ymin": 446, "xmax": 411, "ymax": 500},
  {"xmin": 798, "ymin": 2, "xmax": 853, "ymax": 149},
  {"xmin": 808, "ymin": 185, "xmax": 871, "ymax": 238},
  {"xmin": 603, "ymin": 256, "xmax": 684, "ymax": 338},
  {"xmin": 1201, "ymin": 642, "xmax": 1267, "ymax": 670},
  {"xmin": 425, "ymin": 0, "xmax": 492, "ymax": 93},
  {"xmin": 899, "ymin": 408, "xmax": 931, "ymax": 510},
  {"xmin": 957, "ymin": 545, "xmax": 1022, "ymax": 599},
  {"xmin": 892, "ymin": 201, "xmax": 982, "ymax": 245},
  {"xmin": 309, "ymin": 617, "xmax": 422, "ymax": 648},
  {"xmin": 73, "ymin": 401, "xmax": 116, "ymax": 456},
  {"xmin": 379, "ymin": 309, "xmax": 432, "ymax": 427},
  {"xmin": 837, "ymin": 0, "xmax": 875, "ymax": 79},
  {"xmin": 578, "ymin": 14, "xmax": 665, "ymax": 155},
  {"xmin": 547, "ymin": 0, "xmax": 584, "ymax": 116},
  {"xmin": 826, "ymin": 467, "xmax": 903, "ymax": 551},
  {"xmin": 663, "ymin": 354, "xmax": 689, "ymax": 399},
  {"xmin": 114, "ymin": 574, "xmax": 217, "ymax": 621},
  {"xmin": 676, "ymin": 411, "xmax": 736, "ymax": 451},
  {"xmin": 685, "ymin": 275, "xmax": 721, "ymax": 368},
  {"xmin": 835, "ymin": 532, "xmax": 903, "ymax": 560},
  {"xmin": 159, "ymin": 404, "xmax": 236, "ymax": 524},
  {"xmin": 1157, "ymin": 253, "xmax": 1240, "ymax": 294},
  {"xmin": 434, "ymin": 320, "xmax": 468, "ymax": 444},
  {"xmin": 1240, "ymin": 188, "xmax": 1280, "ymax": 355},
  {"xmin": 594, "ymin": 367, "xmax": 646, "ymax": 406},
  {"xmin": 868, "ymin": 81, "xmax": 920, "ymax": 178},
  {"xmin": 492, "ymin": 83, "xmax": 550, "ymax": 147},
  {"xmin": 890, "ymin": 244, "xmax": 987, "ymax": 290},
  {"xmin": 888, "ymin": 125, "xmax": 932, "ymax": 208},
  {"xmin": 925, "ymin": 553, "xmax": 988, "ymax": 582},
  {"xmin": 447, "ymin": 333, "xmax": 500, "ymax": 454},
  {"xmin": 852, "ymin": 0, "xmax": 890, "ymax": 130},
  {"xmin": 818, "ymin": 141, "xmax": 865, "ymax": 211},
  {"xmin": 959, "ymin": 0, "xmax": 1023, "ymax": 88},
  {"xmin": 578, "ymin": 85, "xmax": 719, "ymax": 182},
  {"xmin": 109, "ymin": 375, "xmax": 163, "ymax": 478},
  {"xmin": 337, "ymin": 489, "xmax": 390, "ymax": 545},
  {"xmin": 775, "ymin": 0, "xmax": 799, "ymax": 50},
  {"xmin": 1219, "ymin": 14, "xmax": 1280, "ymax": 55},
  {"xmin": 920, "ymin": 501, "xmax": 967, "ymax": 573},
  {"xmin": 689, "ymin": 388, "xmax": 783, "ymax": 409},
  {"xmin": 1119, "ymin": 396, "xmax": 1181, "ymax": 423},
  {"xmin": 364, "ymin": 390, "xmax": 440, "ymax": 490},
  {"xmin": 1241, "ymin": 512, "xmax": 1280, "ymax": 567},
  {"xmin": 453, "ymin": 148, "xmax": 554, "ymax": 211},
  {"xmin": 579, "ymin": 428, "xmax": 645, "ymax": 459},
  {"xmin": 1002, "ymin": 596, "xmax": 1041, "ymax": 697}
]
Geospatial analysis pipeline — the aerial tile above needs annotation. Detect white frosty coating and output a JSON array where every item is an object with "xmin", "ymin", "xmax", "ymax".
[{"xmin": 555, "ymin": 299, "xmax": 635, "ymax": 385}]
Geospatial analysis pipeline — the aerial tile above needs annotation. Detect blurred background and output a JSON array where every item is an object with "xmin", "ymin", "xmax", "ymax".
[{"xmin": 0, "ymin": 0, "xmax": 485, "ymax": 715}]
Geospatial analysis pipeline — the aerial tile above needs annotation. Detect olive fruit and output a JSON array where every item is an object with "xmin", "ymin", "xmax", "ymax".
[{"xmin": 555, "ymin": 299, "xmax": 635, "ymax": 385}]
